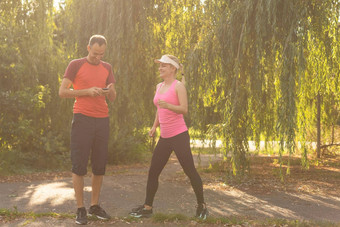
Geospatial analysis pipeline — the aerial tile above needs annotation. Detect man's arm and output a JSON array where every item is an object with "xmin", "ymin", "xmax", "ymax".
[
  {"xmin": 105, "ymin": 83, "xmax": 116, "ymax": 102},
  {"xmin": 59, "ymin": 78, "xmax": 102, "ymax": 98}
]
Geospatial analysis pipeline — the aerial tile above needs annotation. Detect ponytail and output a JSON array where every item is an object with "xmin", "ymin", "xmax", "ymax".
[{"xmin": 180, "ymin": 63, "xmax": 186, "ymax": 85}]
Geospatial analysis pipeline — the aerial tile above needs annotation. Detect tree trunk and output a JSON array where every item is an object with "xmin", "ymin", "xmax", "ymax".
[{"xmin": 316, "ymin": 92, "xmax": 321, "ymax": 158}]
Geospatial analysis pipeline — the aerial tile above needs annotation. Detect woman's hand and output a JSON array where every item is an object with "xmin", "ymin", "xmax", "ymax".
[
  {"xmin": 149, "ymin": 127, "xmax": 157, "ymax": 137},
  {"xmin": 157, "ymin": 99, "xmax": 169, "ymax": 109}
]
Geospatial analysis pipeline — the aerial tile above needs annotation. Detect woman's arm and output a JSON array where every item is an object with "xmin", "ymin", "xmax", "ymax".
[{"xmin": 149, "ymin": 110, "xmax": 159, "ymax": 137}]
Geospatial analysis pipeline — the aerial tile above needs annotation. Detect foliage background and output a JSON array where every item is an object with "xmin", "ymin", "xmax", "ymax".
[{"xmin": 0, "ymin": 0, "xmax": 339, "ymax": 176}]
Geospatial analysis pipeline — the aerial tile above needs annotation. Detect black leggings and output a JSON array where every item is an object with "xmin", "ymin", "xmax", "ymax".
[{"xmin": 144, "ymin": 131, "xmax": 204, "ymax": 206}]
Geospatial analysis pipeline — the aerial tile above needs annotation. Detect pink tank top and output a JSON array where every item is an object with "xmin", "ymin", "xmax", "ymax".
[{"xmin": 153, "ymin": 80, "xmax": 188, "ymax": 138}]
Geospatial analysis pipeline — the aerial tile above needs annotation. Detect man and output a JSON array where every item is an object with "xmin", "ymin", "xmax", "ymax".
[{"xmin": 59, "ymin": 35, "xmax": 116, "ymax": 225}]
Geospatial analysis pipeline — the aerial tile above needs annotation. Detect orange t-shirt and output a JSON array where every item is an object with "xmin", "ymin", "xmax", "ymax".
[{"xmin": 64, "ymin": 58, "xmax": 115, "ymax": 118}]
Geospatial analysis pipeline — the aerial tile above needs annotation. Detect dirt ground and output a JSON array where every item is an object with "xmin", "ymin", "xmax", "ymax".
[{"xmin": 0, "ymin": 154, "xmax": 339, "ymax": 226}]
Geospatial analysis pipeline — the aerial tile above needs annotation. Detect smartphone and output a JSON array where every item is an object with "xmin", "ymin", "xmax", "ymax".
[{"xmin": 102, "ymin": 88, "xmax": 109, "ymax": 90}]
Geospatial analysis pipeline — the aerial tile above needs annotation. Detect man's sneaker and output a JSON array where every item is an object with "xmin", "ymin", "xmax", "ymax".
[
  {"xmin": 88, "ymin": 205, "xmax": 111, "ymax": 220},
  {"xmin": 75, "ymin": 207, "xmax": 87, "ymax": 225},
  {"xmin": 196, "ymin": 203, "xmax": 208, "ymax": 220},
  {"xmin": 129, "ymin": 205, "xmax": 153, "ymax": 218}
]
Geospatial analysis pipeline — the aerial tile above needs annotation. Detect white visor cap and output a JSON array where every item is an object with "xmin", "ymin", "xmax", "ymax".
[{"xmin": 154, "ymin": 55, "xmax": 180, "ymax": 69}]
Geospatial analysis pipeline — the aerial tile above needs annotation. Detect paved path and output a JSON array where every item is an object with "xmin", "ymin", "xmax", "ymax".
[{"xmin": 0, "ymin": 154, "xmax": 339, "ymax": 226}]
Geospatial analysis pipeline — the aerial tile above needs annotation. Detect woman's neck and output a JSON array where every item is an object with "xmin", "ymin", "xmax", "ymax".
[{"xmin": 162, "ymin": 75, "xmax": 176, "ymax": 85}]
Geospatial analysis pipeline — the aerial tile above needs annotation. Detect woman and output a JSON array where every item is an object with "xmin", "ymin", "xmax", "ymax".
[{"xmin": 129, "ymin": 55, "xmax": 208, "ymax": 219}]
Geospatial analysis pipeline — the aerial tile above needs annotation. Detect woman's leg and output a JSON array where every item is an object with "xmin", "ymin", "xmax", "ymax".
[
  {"xmin": 172, "ymin": 132, "xmax": 205, "ymax": 204},
  {"xmin": 144, "ymin": 137, "xmax": 172, "ymax": 206}
]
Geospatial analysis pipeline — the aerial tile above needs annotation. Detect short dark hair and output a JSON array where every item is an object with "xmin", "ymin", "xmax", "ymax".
[{"xmin": 89, "ymin": 35, "xmax": 107, "ymax": 46}]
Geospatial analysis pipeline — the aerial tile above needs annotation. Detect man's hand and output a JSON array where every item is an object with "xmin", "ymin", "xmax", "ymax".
[
  {"xmin": 106, "ymin": 83, "xmax": 116, "ymax": 102},
  {"xmin": 87, "ymin": 87, "xmax": 103, "ymax": 97}
]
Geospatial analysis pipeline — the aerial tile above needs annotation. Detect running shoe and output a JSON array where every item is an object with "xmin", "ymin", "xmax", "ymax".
[
  {"xmin": 88, "ymin": 204, "xmax": 111, "ymax": 220},
  {"xmin": 196, "ymin": 203, "xmax": 208, "ymax": 220},
  {"xmin": 129, "ymin": 205, "xmax": 153, "ymax": 218},
  {"xmin": 75, "ymin": 207, "xmax": 87, "ymax": 225}
]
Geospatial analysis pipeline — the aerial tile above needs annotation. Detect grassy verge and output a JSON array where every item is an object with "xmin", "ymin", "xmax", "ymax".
[
  {"xmin": 0, "ymin": 208, "xmax": 338, "ymax": 226},
  {"xmin": 149, "ymin": 213, "xmax": 337, "ymax": 227},
  {"xmin": 0, "ymin": 207, "xmax": 74, "ymax": 221}
]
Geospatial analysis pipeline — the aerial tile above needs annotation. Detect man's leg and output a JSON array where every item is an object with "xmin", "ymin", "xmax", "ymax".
[
  {"xmin": 72, "ymin": 173, "xmax": 85, "ymax": 208},
  {"xmin": 71, "ymin": 114, "xmax": 92, "ymax": 207},
  {"xmin": 70, "ymin": 114, "xmax": 94, "ymax": 225},
  {"xmin": 91, "ymin": 174, "xmax": 103, "ymax": 206},
  {"xmin": 73, "ymin": 173, "xmax": 88, "ymax": 225},
  {"xmin": 87, "ymin": 117, "xmax": 111, "ymax": 220},
  {"xmin": 88, "ymin": 174, "xmax": 110, "ymax": 220}
]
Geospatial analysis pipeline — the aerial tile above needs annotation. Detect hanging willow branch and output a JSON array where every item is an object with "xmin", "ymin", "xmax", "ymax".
[{"xmin": 187, "ymin": 0, "xmax": 340, "ymax": 178}]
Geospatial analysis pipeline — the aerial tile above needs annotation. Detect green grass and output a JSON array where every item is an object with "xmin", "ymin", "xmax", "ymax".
[
  {"xmin": 152, "ymin": 213, "xmax": 188, "ymax": 222},
  {"xmin": 0, "ymin": 208, "xmax": 73, "ymax": 221},
  {"xmin": 151, "ymin": 214, "xmax": 337, "ymax": 226},
  {"xmin": 1, "ymin": 209, "xmax": 338, "ymax": 226}
]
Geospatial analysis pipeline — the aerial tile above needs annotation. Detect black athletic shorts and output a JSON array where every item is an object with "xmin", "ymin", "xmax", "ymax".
[{"xmin": 70, "ymin": 113, "xmax": 109, "ymax": 176}]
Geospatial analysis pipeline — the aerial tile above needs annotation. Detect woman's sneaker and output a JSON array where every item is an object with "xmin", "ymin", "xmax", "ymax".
[
  {"xmin": 196, "ymin": 203, "xmax": 208, "ymax": 220},
  {"xmin": 88, "ymin": 205, "xmax": 111, "ymax": 220},
  {"xmin": 129, "ymin": 205, "xmax": 153, "ymax": 218}
]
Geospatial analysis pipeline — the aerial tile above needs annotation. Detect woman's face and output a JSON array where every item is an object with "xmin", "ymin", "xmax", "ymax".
[{"xmin": 159, "ymin": 63, "xmax": 176, "ymax": 78}]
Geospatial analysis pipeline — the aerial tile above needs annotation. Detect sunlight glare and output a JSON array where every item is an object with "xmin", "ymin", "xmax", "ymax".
[{"xmin": 25, "ymin": 182, "xmax": 74, "ymax": 206}]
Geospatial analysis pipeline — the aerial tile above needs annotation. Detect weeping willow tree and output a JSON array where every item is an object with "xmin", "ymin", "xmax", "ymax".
[
  {"xmin": 188, "ymin": 0, "xmax": 340, "ymax": 178},
  {"xmin": 301, "ymin": 1, "xmax": 340, "ymax": 160},
  {"xmin": 0, "ymin": 0, "xmax": 68, "ymax": 173},
  {"xmin": 148, "ymin": 0, "xmax": 204, "ymax": 64}
]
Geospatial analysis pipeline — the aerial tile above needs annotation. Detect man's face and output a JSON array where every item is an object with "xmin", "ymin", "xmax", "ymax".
[{"xmin": 87, "ymin": 43, "xmax": 106, "ymax": 65}]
